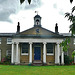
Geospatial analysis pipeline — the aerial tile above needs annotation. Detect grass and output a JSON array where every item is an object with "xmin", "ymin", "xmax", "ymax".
[{"xmin": 0, "ymin": 65, "xmax": 75, "ymax": 75}]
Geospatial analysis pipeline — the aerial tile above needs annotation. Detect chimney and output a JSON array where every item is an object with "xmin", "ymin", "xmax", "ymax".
[
  {"xmin": 17, "ymin": 22, "xmax": 20, "ymax": 33},
  {"xmin": 55, "ymin": 23, "xmax": 59, "ymax": 33}
]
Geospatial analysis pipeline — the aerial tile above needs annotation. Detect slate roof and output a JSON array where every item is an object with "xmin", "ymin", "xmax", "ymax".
[
  {"xmin": 60, "ymin": 33, "xmax": 71, "ymax": 37},
  {"xmin": 34, "ymin": 15, "xmax": 41, "ymax": 19},
  {"xmin": 0, "ymin": 33, "xmax": 15, "ymax": 37}
]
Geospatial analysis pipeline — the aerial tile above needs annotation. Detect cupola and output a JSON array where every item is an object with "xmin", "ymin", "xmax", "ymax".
[{"xmin": 34, "ymin": 14, "xmax": 41, "ymax": 27}]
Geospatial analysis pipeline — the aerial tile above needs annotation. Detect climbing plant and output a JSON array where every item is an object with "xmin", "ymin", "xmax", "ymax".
[{"xmin": 60, "ymin": 38, "xmax": 70, "ymax": 52}]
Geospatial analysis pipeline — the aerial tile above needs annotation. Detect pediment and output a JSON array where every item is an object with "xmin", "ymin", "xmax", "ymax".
[{"xmin": 20, "ymin": 26, "xmax": 58, "ymax": 36}]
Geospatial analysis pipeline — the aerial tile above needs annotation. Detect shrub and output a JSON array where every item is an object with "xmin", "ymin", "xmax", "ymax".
[
  {"xmin": 72, "ymin": 51, "xmax": 75, "ymax": 58},
  {"xmin": 1, "ymin": 56, "xmax": 11, "ymax": 65},
  {"xmin": 64, "ymin": 55, "xmax": 72, "ymax": 65}
]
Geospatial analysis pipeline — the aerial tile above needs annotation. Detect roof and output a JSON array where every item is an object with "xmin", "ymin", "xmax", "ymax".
[
  {"xmin": 60, "ymin": 33, "xmax": 71, "ymax": 36},
  {"xmin": 0, "ymin": 33, "xmax": 15, "ymax": 37},
  {"xmin": 34, "ymin": 14, "xmax": 41, "ymax": 19}
]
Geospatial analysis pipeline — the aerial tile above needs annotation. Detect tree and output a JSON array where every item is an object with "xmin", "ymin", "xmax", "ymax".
[
  {"xmin": 65, "ymin": 6, "xmax": 75, "ymax": 35},
  {"xmin": 60, "ymin": 38, "xmax": 70, "ymax": 52},
  {"xmin": 70, "ymin": 0, "xmax": 73, "ymax": 3},
  {"xmin": 20, "ymin": 0, "xmax": 31, "ymax": 4}
]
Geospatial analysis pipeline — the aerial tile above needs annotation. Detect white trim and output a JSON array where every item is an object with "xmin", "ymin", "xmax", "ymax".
[
  {"xmin": 7, "ymin": 38, "xmax": 12, "ymax": 44},
  {"xmin": 21, "ymin": 53, "xmax": 28, "ymax": 55},
  {"xmin": 6, "ymin": 50, "xmax": 11, "ymax": 56},
  {"xmin": 47, "ymin": 53, "xmax": 54, "ymax": 55}
]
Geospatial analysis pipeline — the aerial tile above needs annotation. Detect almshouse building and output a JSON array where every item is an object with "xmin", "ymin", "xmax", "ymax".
[{"xmin": 0, "ymin": 14, "xmax": 74, "ymax": 65}]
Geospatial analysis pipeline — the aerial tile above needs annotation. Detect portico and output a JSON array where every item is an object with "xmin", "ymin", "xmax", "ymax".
[{"xmin": 11, "ymin": 38, "xmax": 64, "ymax": 65}]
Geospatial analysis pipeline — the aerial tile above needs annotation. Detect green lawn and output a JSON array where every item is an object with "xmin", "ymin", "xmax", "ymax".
[{"xmin": 0, "ymin": 65, "xmax": 75, "ymax": 75}]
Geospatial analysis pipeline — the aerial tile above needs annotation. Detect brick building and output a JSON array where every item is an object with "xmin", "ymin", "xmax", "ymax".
[{"xmin": 0, "ymin": 14, "xmax": 74, "ymax": 65}]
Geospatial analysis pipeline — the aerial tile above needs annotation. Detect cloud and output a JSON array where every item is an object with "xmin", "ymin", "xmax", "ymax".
[
  {"xmin": 53, "ymin": 3, "xmax": 57, "ymax": 9},
  {"xmin": 0, "ymin": 0, "xmax": 18, "ymax": 22},
  {"xmin": 59, "ymin": 9, "xmax": 65, "ymax": 16},
  {"xmin": 24, "ymin": 0, "xmax": 43, "ymax": 10}
]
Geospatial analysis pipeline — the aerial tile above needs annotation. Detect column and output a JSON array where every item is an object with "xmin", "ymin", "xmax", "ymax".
[
  {"xmin": 61, "ymin": 47, "xmax": 64, "ymax": 65},
  {"xmin": 55, "ymin": 43, "xmax": 60, "ymax": 65},
  {"xmin": 43, "ymin": 42, "xmax": 46, "ymax": 63},
  {"xmin": 16, "ymin": 43, "xmax": 19, "ymax": 64},
  {"xmin": 29, "ymin": 42, "xmax": 32, "ymax": 64},
  {"xmin": 61, "ymin": 51, "xmax": 64, "ymax": 65},
  {"xmin": 0, "ymin": 50, "xmax": 1, "ymax": 61},
  {"xmin": 11, "ymin": 43, "xmax": 14, "ymax": 64}
]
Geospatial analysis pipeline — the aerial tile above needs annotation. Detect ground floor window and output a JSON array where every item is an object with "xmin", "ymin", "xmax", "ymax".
[
  {"xmin": 21, "ymin": 43, "xmax": 29, "ymax": 55},
  {"xmin": 6, "ymin": 50, "xmax": 11, "ymax": 56},
  {"xmin": 46, "ymin": 43, "xmax": 54, "ymax": 55}
]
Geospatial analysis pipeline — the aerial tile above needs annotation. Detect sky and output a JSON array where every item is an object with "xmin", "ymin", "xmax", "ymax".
[{"xmin": 0, "ymin": 0, "xmax": 75, "ymax": 33}]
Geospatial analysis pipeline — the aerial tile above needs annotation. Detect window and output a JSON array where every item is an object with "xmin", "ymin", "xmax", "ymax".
[
  {"xmin": 7, "ymin": 38, "xmax": 12, "ymax": 44},
  {"xmin": 6, "ymin": 50, "xmax": 11, "ymax": 56},
  {"xmin": 0, "ymin": 38, "xmax": 1, "ymax": 44},
  {"xmin": 46, "ymin": 43, "xmax": 54, "ymax": 55},
  {"xmin": 21, "ymin": 43, "xmax": 29, "ymax": 55}
]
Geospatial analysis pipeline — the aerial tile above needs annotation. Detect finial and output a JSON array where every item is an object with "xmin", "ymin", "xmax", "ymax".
[{"xmin": 35, "ymin": 11, "xmax": 38, "ymax": 15}]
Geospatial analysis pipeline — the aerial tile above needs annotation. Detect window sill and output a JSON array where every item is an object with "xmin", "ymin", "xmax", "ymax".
[
  {"xmin": 47, "ymin": 53, "xmax": 54, "ymax": 55},
  {"xmin": 21, "ymin": 53, "xmax": 28, "ymax": 55}
]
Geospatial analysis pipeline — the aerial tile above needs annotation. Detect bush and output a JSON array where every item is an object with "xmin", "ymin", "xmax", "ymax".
[
  {"xmin": 1, "ymin": 56, "xmax": 11, "ymax": 65},
  {"xmin": 72, "ymin": 51, "xmax": 75, "ymax": 58},
  {"xmin": 64, "ymin": 55, "xmax": 72, "ymax": 65}
]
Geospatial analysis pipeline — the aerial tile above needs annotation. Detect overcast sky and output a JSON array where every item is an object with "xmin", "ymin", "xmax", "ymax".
[{"xmin": 0, "ymin": 0, "xmax": 75, "ymax": 33}]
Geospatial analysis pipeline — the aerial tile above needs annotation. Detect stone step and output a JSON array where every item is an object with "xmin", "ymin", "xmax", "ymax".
[{"xmin": 32, "ymin": 60, "xmax": 43, "ymax": 66}]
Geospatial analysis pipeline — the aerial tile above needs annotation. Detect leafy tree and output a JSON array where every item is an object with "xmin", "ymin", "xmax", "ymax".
[
  {"xmin": 72, "ymin": 51, "xmax": 75, "ymax": 58},
  {"xmin": 65, "ymin": 6, "xmax": 75, "ymax": 35},
  {"xmin": 60, "ymin": 38, "xmax": 70, "ymax": 52},
  {"xmin": 70, "ymin": 0, "xmax": 73, "ymax": 3},
  {"xmin": 20, "ymin": 0, "xmax": 31, "ymax": 4},
  {"xmin": 20, "ymin": 0, "xmax": 73, "ymax": 4}
]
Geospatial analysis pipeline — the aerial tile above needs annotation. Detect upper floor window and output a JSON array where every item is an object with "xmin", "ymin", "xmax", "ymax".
[
  {"xmin": 0, "ymin": 38, "xmax": 1, "ymax": 44},
  {"xmin": 7, "ymin": 38, "xmax": 12, "ymax": 44},
  {"xmin": 46, "ymin": 43, "xmax": 54, "ymax": 55}
]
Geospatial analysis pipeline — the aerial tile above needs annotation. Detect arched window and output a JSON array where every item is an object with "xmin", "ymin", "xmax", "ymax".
[{"xmin": 36, "ymin": 19, "xmax": 39, "ymax": 25}]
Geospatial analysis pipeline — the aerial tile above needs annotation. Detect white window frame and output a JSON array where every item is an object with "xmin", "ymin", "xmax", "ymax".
[
  {"xmin": 21, "ymin": 43, "xmax": 29, "ymax": 55},
  {"xmin": 0, "ymin": 38, "xmax": 1, "ymax": 44},
  {"xmin": 7, "ymin": 38, "xmax": 12, "ymax": 44},
  {"xmin": 47, "ymin": 53, "xmax": 54, "ymax": 56},
  {"xmin": 46, "ymin": 43, "xmax": 54, "ymax": 55},
  {"xmin": 6, "ymin": 50, "xmax": 11, "ymax": 56}
]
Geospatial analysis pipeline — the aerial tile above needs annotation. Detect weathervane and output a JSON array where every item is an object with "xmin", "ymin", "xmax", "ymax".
[{"xmin": 35, "ymin": 11, "xmax": 38, "ymax": 15}]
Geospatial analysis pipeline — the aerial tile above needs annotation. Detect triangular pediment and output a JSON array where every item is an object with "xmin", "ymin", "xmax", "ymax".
[
  {"xmin": 13, "ymin": 26, "xmax": 64, "ymax": 38},
  {"xmin": 20, "ymin": 26, "xmax": 58, "ymax": 35}
]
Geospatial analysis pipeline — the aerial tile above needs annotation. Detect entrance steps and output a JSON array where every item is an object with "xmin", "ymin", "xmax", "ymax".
[{"xmin": 32, "ymin": 60, "xmax": 43, "ymax": 66}]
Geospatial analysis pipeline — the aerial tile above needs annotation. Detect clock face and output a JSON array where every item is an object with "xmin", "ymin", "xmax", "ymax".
[{"xmin": 36, "ymin": 29, "xmax": 40, "ymax": 33}]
